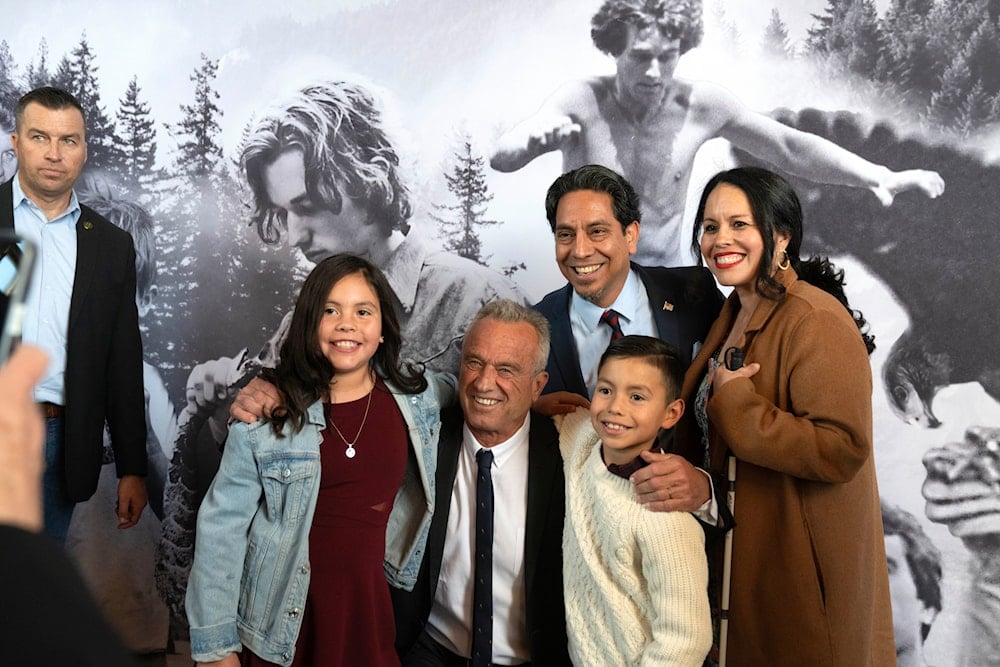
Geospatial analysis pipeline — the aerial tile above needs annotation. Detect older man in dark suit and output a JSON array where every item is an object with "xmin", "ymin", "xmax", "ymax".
[
  {"xmin": 1, "ymin": 86, "xmax": 147, "ymax": 543},
  {"xmin": 393, "ymin": 300, "xmax": 570, "ymax": 666}
]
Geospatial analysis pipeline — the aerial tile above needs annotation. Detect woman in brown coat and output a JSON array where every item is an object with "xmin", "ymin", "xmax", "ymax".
[{"xmin": 675, "ymin": 167, "xmax": 895, "ymax": 666}]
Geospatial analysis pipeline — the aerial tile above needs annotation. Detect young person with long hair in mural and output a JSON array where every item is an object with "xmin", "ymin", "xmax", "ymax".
[
  {"xmin": 674, "ymin": 167, "xmax": 893, "ymax": 665},
  {"xmin": 186, "ymin": 254, "xmax": 452, "ymax": 667}
]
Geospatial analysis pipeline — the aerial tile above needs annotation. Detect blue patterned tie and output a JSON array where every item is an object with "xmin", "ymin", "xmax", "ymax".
[
  {"xmin": 472, "ymin": 448, "xmax": 494, "ymax": 667},
  {"xmin": 600, "ymin": 308, "xmax": 625, "ymax": 342}
]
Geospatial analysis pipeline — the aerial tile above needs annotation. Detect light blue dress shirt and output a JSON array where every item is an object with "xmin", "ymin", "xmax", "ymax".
[
  {"xmin": 12, "ymin": 174, "xmax": 80, "ymax": 404},
  {"xmin": 569, "ymin": 269, "xmax": 655, "ymax": 397}
]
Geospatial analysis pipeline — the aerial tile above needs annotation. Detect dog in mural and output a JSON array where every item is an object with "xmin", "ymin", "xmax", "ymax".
[{"xmin": 733, "ymin": 107, "xmax": 1000, "ymax": 428}]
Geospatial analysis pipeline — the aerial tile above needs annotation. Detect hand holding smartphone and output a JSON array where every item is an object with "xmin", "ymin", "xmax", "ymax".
[{"xmin": 0, "ymin": 230, "xmax": 35, "ymax": 363}]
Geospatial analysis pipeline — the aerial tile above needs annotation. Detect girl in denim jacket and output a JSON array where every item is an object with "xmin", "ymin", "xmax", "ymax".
[{"xmin": 186, "ymin": 254, "xmax": 450, "ymax": 667}]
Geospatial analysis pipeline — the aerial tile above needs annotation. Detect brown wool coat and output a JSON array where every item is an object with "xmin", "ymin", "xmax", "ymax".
[{"xmin": 675, "ymin": 268, "xmax": 895, "ymax": 666}]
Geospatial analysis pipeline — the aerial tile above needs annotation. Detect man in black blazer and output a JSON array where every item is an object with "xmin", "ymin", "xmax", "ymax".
[
  {"xmin": 3, "ymin": 87, "xmax": 147, "ymax": 542},
  {"xmin": 532, "ymin": 164, "xmax": 724, "ymax": 514},
  {"xmin": 393, "ymin": 300, "xmax": 571, "ymax": 666}
]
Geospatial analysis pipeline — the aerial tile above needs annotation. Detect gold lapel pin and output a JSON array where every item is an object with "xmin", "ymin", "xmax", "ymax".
[
  {"xmin": 83, "ymin": 220, "xmax": 93, "ymax": 230},
  {"xmin": 663, "ymin": 301, "xmax": 674, "ymax": 311}
]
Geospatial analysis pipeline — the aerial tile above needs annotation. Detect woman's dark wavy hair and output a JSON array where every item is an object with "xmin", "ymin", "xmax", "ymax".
[
  {"xmin": 260, "ymin": 253, "xmax": 427, "ymax": 436},
  {"xmin": 691, "ymin": 167, "xmax": 875, "ymax": 354}
]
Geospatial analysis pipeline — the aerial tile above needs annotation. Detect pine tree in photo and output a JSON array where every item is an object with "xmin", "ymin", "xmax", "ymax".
[
  {"xmin": 166, "ymin": 53, "xmax": 223, "ymax": 179},
  {"xmin": 434, "ymin": 135, "xmax": 499, "ymax": 266},
  {"xmin": 710, "ymin": 0, "xmax": 744, "ymax": 53},
  {"xmin": 877, "ymin": 0, "xmax": 935, "ymax": 97},
  {"xmin": 0, "ymin": 41, "xmax": 22, "ymax": 113},
  {"xmin": 807, "ymin": 0, "xmax": 884, "ymax": 79},
  {"xmin": 61, "ymin": 33, "xmax": 119, "ymax": 169},
  {"xmin": 762, "ymin": 9, "xmax": 793, "ymax": 59},
  {"xmin": 51, "ymin": 55, "xmax": 73, "ymax": 92},
  {"xmin": 115, "ymin": 76, "xmax": 159, "ymax": 199},
  {"xmin": 24, "ymin": 38, "xmax": 51, "ymax": 90},
  {"xmin": 806, "ymin": 0, "xmax": 851, "ymax": 55}
]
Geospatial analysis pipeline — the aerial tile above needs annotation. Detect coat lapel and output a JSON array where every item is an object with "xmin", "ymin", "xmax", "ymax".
[
  {"xmin": 548, "ymin": 286, "xmax": 588, "ymax": 395},
  {"xmin": 522, "ymin": 412, "xmax": 560, "ymax": 606},
  {"xmin": 1, "ymin": 178, "xmax": 14, "ymax": 231},
  {"xmin": 68, "ymin": 207, "xmax": 100, "ymax": 330},
  {"xmin": 426, "ymin": 406, "xmax": 465, "ymax": 600}
]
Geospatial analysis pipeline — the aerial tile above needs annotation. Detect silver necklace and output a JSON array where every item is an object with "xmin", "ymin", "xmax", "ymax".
[{"xmin": 328, "ymin": 381, "xmax": 374, "ymax": 459}]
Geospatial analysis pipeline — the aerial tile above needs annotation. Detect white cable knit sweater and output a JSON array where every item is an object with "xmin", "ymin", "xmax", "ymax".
[{"xmin": 557, "ymin": 409, "xmax": 711, "ymax": 667}]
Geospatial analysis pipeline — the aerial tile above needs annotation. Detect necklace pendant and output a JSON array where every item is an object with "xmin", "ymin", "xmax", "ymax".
[{"xmin": 345, "ymin": 443, "xmax": 357, "ymax": 459}]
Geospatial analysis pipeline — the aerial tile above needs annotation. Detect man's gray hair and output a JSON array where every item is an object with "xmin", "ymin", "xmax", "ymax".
[{"xmin": 471, "ymin": 299, "xmax": 550, "ymax": 374}]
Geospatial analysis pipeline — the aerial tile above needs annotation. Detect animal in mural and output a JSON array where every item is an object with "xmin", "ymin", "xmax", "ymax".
[{"xmin": 733, "ymin": 107, "xmax": 1000, "ymax": 427}]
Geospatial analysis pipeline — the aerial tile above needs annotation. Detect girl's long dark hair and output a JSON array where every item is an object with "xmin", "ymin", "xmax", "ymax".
[
  {"xmin": 692, "ymin": 167, "xmax": 875, "ymax": 355},
  {"xmin": 261, "ymin": 253, "xmax": 427, "ymax": 436}
]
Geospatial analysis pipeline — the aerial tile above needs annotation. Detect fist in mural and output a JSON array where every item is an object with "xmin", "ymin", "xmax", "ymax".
[{"xmin": 923, "ymin": 425, "xmax": 1000, "ymax": 539}]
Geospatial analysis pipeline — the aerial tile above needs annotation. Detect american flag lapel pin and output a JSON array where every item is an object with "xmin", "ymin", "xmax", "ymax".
[{"xmin": 663, "ymin": 301, "xmax": 674, "ymax": 311}]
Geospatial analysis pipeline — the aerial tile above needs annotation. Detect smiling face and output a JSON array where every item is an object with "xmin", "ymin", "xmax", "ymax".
[
  {"xmin": 459, "ymin": 317, "xmax": 548, "ymax": 447},
  {"xmin": 554, "ymin": 189, "xmax": 638, "ymax": 308},
  {"xmin": 614, "ymin": 25, "xmax": 681, "ymax": 108},
  {"xmin": 317, "ymin": 271, "xmax": 383, "ymax": 386},
  {"xmin": 699, "ymin": 183, "xmax": 788, "ymax": 298},
  {"xmin": 11, "ymin": 102, "xmax": 87, "ymax": 207},
  {"xmin": 590, "ymin": 355, "xmax": 683, "ymax": 465},
  {"xmin": 262, "ymin": 148, "xmax": 386, "ymax": 265}
]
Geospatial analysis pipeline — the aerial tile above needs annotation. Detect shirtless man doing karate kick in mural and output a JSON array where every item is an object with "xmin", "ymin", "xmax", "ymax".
[{"xmin": 490, "ymin": 0, "xmax": 944, "ymax": 267}]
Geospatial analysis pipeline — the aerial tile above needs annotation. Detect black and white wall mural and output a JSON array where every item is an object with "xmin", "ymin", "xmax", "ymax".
[{"xmin": 4, "ymin": 1, "xmax": 998, "ymax": 664}]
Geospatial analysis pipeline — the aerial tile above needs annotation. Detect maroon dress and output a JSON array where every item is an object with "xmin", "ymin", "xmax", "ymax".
[{"xmin": 243, "ymin": 378, "xmax": 408, "ymax": 667}]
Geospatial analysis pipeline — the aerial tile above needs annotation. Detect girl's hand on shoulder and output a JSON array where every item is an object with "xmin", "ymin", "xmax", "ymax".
[{"xmin": 711, "ymin": 362, "xmax": 760, "ymax": 391}]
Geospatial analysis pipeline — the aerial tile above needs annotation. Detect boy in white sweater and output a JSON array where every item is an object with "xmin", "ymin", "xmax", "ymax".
[{"xmin": 557, "ymin": 335, "xmax": 711, "ymax": 666}]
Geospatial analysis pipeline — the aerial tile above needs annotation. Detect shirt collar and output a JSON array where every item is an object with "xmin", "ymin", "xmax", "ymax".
[
  {"xmin": 462, "ymin": 412, "xmax": 531, "ymax": 468},
  {"xmin": 570, "ymin": 267, "xmax": 643, "ymax": 331},
  {"xmin": 602, "ymin": 442, "xmax": 657, "ymax": 480},
  {"xmin": 381, "ymin": 234, "xmax": 425, "ymax": 312},
  {"xmin": 12, "ymin": 172, "xmax": 81, "ymax": 223}
]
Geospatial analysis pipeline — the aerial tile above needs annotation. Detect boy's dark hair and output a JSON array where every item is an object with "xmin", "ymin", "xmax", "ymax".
[{"xmin": 598, "ymin": 334, "xmax": 683, "ymax": 400}]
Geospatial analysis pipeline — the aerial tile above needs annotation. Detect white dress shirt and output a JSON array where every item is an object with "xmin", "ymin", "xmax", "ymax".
[{"xmin": 426, "ymin": 415, "xmax": 532, "ymax": 665}]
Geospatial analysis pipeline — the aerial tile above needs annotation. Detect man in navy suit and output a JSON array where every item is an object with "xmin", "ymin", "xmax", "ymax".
[
  {"xmin": 533, "ymin": 164, "xmax": 723, "ymax": 513},
  {"xmin": 393, "ymin": 300, "xmax": 571, "ymax": 666},
  {"xmin": 2, "ymin": 86, "xmax": 147, "ymax": 543}
]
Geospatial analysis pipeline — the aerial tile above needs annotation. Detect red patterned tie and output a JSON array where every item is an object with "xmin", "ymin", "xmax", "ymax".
[{"xmin": 600, "ymin": 308, "xmax": 625, "ymax": 342}]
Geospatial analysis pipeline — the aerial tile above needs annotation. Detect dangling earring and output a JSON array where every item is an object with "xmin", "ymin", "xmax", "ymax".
[{"xmin": 777, "ymin": 250, "xmax": 790, "ymax": 271}]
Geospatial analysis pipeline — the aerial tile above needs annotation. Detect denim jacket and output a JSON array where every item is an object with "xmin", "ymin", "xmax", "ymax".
[{"xmin": 186, "ymin": 372, "xmax": 452, "ymax": 666}]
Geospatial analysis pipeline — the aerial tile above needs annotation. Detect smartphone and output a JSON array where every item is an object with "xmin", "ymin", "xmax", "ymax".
[{"xmin": 0, "ymin": 230, "xmax": 35, "ymax": 363}]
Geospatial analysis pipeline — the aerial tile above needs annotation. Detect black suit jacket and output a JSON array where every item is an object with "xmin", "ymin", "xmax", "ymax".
[
  {"xmin": 392, "ymin": 407, "xmax": 571, "ymax": 665},
  {"xmin": 533, "ymin": 262, "xmax": 724, "ymax": 399},
  {"xmin": 2, "ymin": 178, "xmax": 146, "ymax": 501}
]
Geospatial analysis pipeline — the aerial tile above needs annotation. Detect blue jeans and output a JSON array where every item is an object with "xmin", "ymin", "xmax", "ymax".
[{"xmin": 43, "ymin": 416, "xmax": 75, "ymax": 544}]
